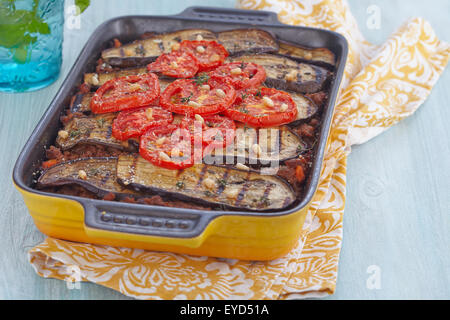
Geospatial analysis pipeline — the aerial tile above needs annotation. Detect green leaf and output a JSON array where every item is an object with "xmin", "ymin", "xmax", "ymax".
[
  {"xmin": 75, "ymin": 0, "xmax": 90, "ymax": 14},
  {"xmin": 13, "ymin": 44, "xmax": 29, "ymax": 63}
]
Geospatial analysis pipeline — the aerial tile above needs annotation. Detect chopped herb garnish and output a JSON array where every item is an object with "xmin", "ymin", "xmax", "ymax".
[
  {"xmin": 297, "ymin": 144, "xmax": 304, "ymax": 153},
  {"xmin": 260, "ymin": 196, "xmax": 271, "ymax": 207},
  {"xmin": 194, "ymin": 73, "xmax": 210, "ymax": 86},
  {"xmin": 176, "ymin": 181, "xmax": 185, "ymax": 189},
  {"xmin": 217, "ymin": 179, "xmax": 227, "ymax": 187},
  {"xmin": 135, "ymin": 45, "xmax": 146, "ymax": 55},
  {"xmin": 241, "ymin": 93, "xmax": 248, "ymax": 100},
  {"xmin": 255, "ymin": 88, "xmax": 262, "ymax": 98},
  {"xmin": 240, "ymin": 61, "xmax": 245, "ymax": 70},
  {"xmin": 239, "ymin": 107, "xmax": 249, "ymax": 114},
  {"xmin": 69, "ymin": 130, "xmax": 81, "ymax": 138},
  {"xmin": 180, "ymin": 92, "xmax": 193, "ymax": 103},
  {"xmin": 204, "ymin": 190, "xmax": 213, "ymax": 197},
  {"xmin": 88, "ymin": 168, "xmax": 100, "ymax": 176},
  {"xmin": 96, "ymin": 118, "xmax": 106, "ymax": 128}
]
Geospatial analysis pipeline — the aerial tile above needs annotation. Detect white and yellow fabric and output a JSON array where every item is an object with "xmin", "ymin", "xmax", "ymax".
[{"xmin": 28, "ymin": 0, "xmax": 449, "ymax": 299}]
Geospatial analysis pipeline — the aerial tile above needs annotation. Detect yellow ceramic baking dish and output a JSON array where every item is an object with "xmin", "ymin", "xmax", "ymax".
[{"xmin": 13, "ymin": 7, "xmax": 347, "ymax": 261}]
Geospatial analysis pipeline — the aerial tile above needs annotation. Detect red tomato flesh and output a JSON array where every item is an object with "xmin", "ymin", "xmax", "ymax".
[
  {"xmin": 180, "ymin": 114, "xmax": 236, "ymax": 148},
  {"xmin": 179, "ymin": 40, "xmax": 228, "ymax": 72},
  {"xmin": 224, "ymin": 87, "xmax": 297, "ymax": 127},
  {"xmin": 90, "ymin": 73, "xmax": 160, "ymax": 114},
  {"xmin": 209, "ymin": 61, "xmax": 266, "ymax": 90},
  {"xmin": 112, "ymin": 106, "xmax": 173, "ymax": 141},
  {"xmin": 160, "ymin": 79, "xmax": 236, "ymax": 116},
  {"xmin": 139, "ymin": 125, "xmax": 194, "ymax": 170},
  {"xmin": 147, "ymin": 50, "xmax": 199, "ymax": 78}
]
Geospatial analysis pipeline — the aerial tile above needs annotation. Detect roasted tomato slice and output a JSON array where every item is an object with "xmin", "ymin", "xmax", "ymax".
[
  {"xmin": 179, "ymin": 40, "xmax": 228, "ymax": 72},
  {"xmin": 224, "ymin": 87, "xmax": 297, "ymax": 127},
  {"xmin": 139, "ymin": 125, "xmax": 194, "ymax": 170},
  {"xmin": 160, "ymin": 79, "xmax": 236, "ymax": 116},
  {"xmin": 112, "ymin": 106, "xmax": 173, "ymax": 141},
  {"xmin": 180, "ymin": 114, "xmax": 236, "ymax": 148},
  {"xmin": 147, "ymin": 50, "xmax": 199, "ymax": 78},
  {"xmin": 209, "ymin": 61, "xmax": 266, "ymax": 90},
  {"xmin": 90, "ymin": 73, "xmax": 160, "ymax": 114}
]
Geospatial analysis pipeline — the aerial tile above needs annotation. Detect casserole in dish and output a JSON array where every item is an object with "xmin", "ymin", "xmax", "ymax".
[{"xmin": 13, "ymin": 7, "xmax": 348, "ymax": 260}]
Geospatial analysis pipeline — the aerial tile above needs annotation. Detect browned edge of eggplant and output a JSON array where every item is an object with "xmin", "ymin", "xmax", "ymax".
[
  {"xmin": 36, "ymin": 157, "xmax": 142, "ymax": 200},
  {"xmin": 216, "ymin": 28, "xmax": 279, "ymax": 56},
  {"xmin": 56, "ymin": 113, "xmax": 138, "ymax": 152},
  {"xmin": 277, "ymin": 41, "xmax": 336, "ymax": 70}
]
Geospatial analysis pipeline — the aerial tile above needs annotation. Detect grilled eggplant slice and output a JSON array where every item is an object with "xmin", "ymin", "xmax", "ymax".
[
  {"xmin": 277, "ymin": 42, "xmax": 335, "ymax": 69},
  {"xmin": 37, "ymin": 157, "xmax": 141, "ymax": 198},
  {"xmin": 117, "ymin": 155, "xmax": 295, "ymax": 211},
  {"xmin": 70, "ymin": 92, "xmax": 94, "ymax": 113},
  {"xmin": 217, "ymin": 29, "xmax": 278, "ymax": 56},
  {"xmin": 101, "ymin": 29, "xmax": 278, "ymax": 68},
  {"xmin": 84, "ymin": 68, "xmax": 173, "ymax": 91},
  {"xmin": 101, "ymin": 29, "xmax": 216, "ymax": 67},
  {"xmin": 206, "ymin": 123, "xmax": 307, "ymax": 165},
  {"xmin": 290, "ymin": 92, "xmax": 318, "ymax": 122},
  {"xmin": 56, "ymin": 114, "xmax": 136, "ymax": 151},
  {"xmin": 228, "ymin": 54, "xmax": 330, "ymax": 93}
]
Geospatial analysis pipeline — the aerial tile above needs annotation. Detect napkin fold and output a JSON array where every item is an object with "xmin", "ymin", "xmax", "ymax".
[{"xmin": 28, "ymin": 0, "xmax": 449, "ymax": 299}]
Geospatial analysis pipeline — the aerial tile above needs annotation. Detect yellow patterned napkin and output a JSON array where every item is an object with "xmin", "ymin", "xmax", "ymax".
[{"xmin": 27, "ymin": 0, "xmax": 449, "ymax": 299}]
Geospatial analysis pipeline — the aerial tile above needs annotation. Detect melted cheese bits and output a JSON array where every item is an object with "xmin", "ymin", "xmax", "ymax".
[
  {"xmin": 195, "ymin": 114, "xmax": 205, "ymax": 124},
  {"xmin": 196, "ymin": 34, "xmax": 204, "ymax": 41},
  {"xmin": 159, "ymin": 151, "xmax": 171, "ymax": 162},
  {"xmin": 202, "ymin": 178, "xmax": 216, "ymax": 190},
  {"xmin": 91, "ymin": 73, "xmax": 99, "ymax": 86},
  {"xmin": 188, "ymin": 101, "xmax": 201, "ymax": 108},
  {"xmin": 58, "ymin": 130, "xmax": 69, "ymax": 140},
  {"xmin": 145, "ymin": 108, "xmax": 153, "ymax": 120},
  {"xmin": 286, "ymin": 70, "xmax": 298, "ymax": 81},
  {"xmin": 224, "ymin": 188, "xmax": 239, "ymax": 200},
  {"xmin": 196, "ymin": 46, "xmax": 206, "ymax": 53},
  {"xmin": 171, "ymin": 42, "xmax": 180, "ymax": 51},
  {"xmin": 215, "ymin": 88, "xmax": 226, "ymax": 98},
  {"xmin": 262, "ymin": 96, "xmax": 274, "ymax": 107},
  {"xmin": 252, "ymin": 143, "xmax": 262, "ymax": 156},
  {"xmin": 155, "ymin": 137, "xmax": 166, "ymax": 145},
  {"xmin": 200, "ymin": 84, "xmax": 210, "ymax": 90},
  {"xmin": 78, "ymin": 170, "xmax": 87, "ymax": 180},
  {"xmin": 236, "ymin": 163, "xmax": 250, "ymax": 171},
  {"xmin": 210, "ymin": 53, "xmax": 220, "ymax": 62},
  {"xmin": 280, "ymin": 103, "xmax": 288, "ymax": 112},
  {"xmin": 230, "ymin": 67, "xmax": 242, "ymax": 75}
]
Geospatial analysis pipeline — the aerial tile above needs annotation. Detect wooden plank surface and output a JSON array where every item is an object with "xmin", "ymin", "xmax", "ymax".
[{"xmin": 0, "ymin": 0, "xmax": 448, "ymax": 299}]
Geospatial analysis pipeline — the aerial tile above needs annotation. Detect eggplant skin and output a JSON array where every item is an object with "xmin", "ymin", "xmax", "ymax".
[
  {"xmin": 277, "ymin": 41, "xmax": 336, "ymax": 70},
  {"xmin": 56, "ymin": 114, "xmax": 136, "ymax": 152},
  {"xmin": 228, "ymin": 54, "xmax": 330, "ymax": 93},
  {"xmin": 36, "ymin": 157, "xmax": 141, "ymax": 199},
  {"xmin": 117, "ymin": 155, "xmax": 295, "ymax": 211},
  {"xmin": 70, "ymin": 92, "xmax": 94, "ymax": 113}
]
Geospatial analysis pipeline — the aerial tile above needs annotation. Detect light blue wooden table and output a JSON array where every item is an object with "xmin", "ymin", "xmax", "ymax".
[{"xmin": 0, "ymin": 0, "xmax": 448, "ymax": 300}]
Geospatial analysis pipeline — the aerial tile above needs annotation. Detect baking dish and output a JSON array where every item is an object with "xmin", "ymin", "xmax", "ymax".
[{"xmin": 13, "ymin": 6, "xmax": 348, "ymax": 261}]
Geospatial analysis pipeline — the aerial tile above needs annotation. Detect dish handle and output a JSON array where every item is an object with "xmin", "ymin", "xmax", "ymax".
[
  {"xmin": 175, "ymin": 6, "xmax": 282, "ymax": 25},
  {"xmin": 83, "ymin": 200, "xmax": 215, "ymax": 248}
]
